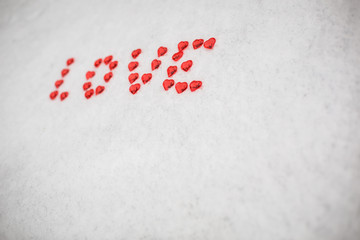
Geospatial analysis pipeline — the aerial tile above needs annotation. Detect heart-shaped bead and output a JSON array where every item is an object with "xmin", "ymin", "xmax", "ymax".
[
  {"xmin": 204, "ymin": 37, "xmax": 216, "ymax": 49},
  {"xmin": 151, "ymin": 59, "xmax": 161, "ymax": 70},
  {"xmin": 178, "ymin": 41, "xmax": 189, "ymax": 51},
  {"xmin": 132, "ymin": 49, "xmax": 142, "ymax": 59},
  {"xmin": 60, "ymin": 92, "xmax": 69, "ymax": 101},
  {"xmin": 66, "ymin": 58, "xmax": 74, "ymax": 66},
  {"xmin": 86, "ymin": 71, "xmax": 95, "ymax": 80},
  {"xmin": 128, "ymin": 61, "xmax": 139, "ymax": 71},
  {"xmin": 94, "ymin": 58, "xmax": 102, "ymax": 67},
  {"xmin": 109, "ymin": 61, "xmax": 118, "ymax": 70},
  {"xmin": 49, "ymin": 90, "xmax": 58, "ymax": 100},
  {"xmin": 85, "ymin": 89, "xmax": 94, "ymax": 99},
  {"xmin": 157, "ymin": 46, "xmax": 167, "ymax": 57},
  {"xmin": 175, "ymin": 82, "xmax": 188, "ymax": 94},
  {"xmin": 55, "ymin": 80, "xmax": 64, "ymax": 88},
  {"xmin": 141, "ymin": 73, "xmax": 152, "ymax": 84},
  {"xmin": 104, "ymin": 55, "xmax": 113, "ymax": 65},
  {"xmin": 163, "ymin": 79, "xmax": 175, "ymax": 91},
  {"xmin": 83, "ymin": 82, "xmax": 92, "ymax": 91},
  {"xmin": 172, "ymin": 51, "xmax": 183, "ymax": 61},
  {"xmin": 167, "ymin": 66, "xmax": 177, "ymax": 77},
  {"xmin": 129, "ymin": 83, "xmax": 141, "ymax": 94},
  {"xmin": 192, "ymin": 39, "xmax": 204, "ymax": 49},
  {"xmin": 181, "ymin": 60, "xmax": 193, "ymax": 72},
  {"xmin": 96, "ymin": 86, "xmax": 105, "ymax": 95},
  {"xmin": 190, "ymin": 81, "xmax": 202, "ymax": 92},
  {"xmin": 61, "ymin": 69, "xmax": 69, "ymax": 77},
  {"xmin": 104, "ymin": 72, "xmax": 113, "ymax": 82},
  {"xmin": 128, "ymin": 73, "xmax": 139, "ymax": 84}
]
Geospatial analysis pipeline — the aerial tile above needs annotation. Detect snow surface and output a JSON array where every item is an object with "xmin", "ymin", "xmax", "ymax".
[{"xmin": 0, "ymin": 0, "xmax": 360, "ymax": 239}]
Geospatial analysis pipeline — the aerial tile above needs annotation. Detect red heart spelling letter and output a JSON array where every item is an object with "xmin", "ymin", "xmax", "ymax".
[
  {"xmin": 83, "ymin": 82, "xmax": 92, "ymax": 90},
  {"xmin": 104, "ymin": 55, "xmax": 113, "ymax": 65},
  {"xmin": 66, "ymin": 58, "xmax": 74, "ymax": 66},
  {"xmin": 175, "ymin": 82, "xmax": 188, "ymax": 94},
  {"xmin": 141, "ymin": 73, "xmax": 152, "ymax": 84},
  {"xmin": 128, "ymin": 61, "xmax": 139, "ymax": 71},
  {"xmin": 61, "ymin": 69, "xmax": 69, "ymax": 77},
  {"xmin": 109, "ymin": 61, "xmax": 118, "ymax": 70},
  {"xmin": 167, "ymin": 66, "xmax": 177, "ymax": 77},
  {"xmin": 151, "ymin": 59, "xmax": 161, "ymax": 70},
  {"xmin": 49, "ymin": 90, "xmax": 58, "ymax": 100},
  {"xmin": 178, "ymin": 41, "xmax": 189, "ymax": 51},
  {"xmin": 172, "ymin": 51, "xmax": 183, "ymax": 61},
  {"xmin": 181, "ymin": 60, "xmax": 193, "ymax": 72},
  {"xmin": 204, "ymin": 37, "xmax": 216, "ymax": 49},
  {"xmin": 94, "ymin": 58, "xmax": 102, "ymax": 67},
  {"xmin": 86, "ymin": 71, "xmax": 95, "ymax": 80},
  {"xmin": 158, "ymin": 46, "xmax": 167, "ymax": 57},
  {"xmin": 128, "ymin": 73, "xmax": 139, "ymax": 84},
  {"xmin": 60, "ymin": 92, "xmax": 69, "ymax": 101},
  {"xmin": 163, "ymin": 79, "xmax": 175, "ymax": 91},
  {"xmin": 55, "ymin": 80, "xmax": 64, "ymax": 88},
  {"xmin": 96, "ymin": 86, "xmax": 105, "ymax": 95},
  {"xmin": 85, "ymin": 89, "xmax": 94, "ymax": 99},
  {"xmin": 104, "ymin": 72, "xmax": 113, "ymax": 82},
  {"xmin": 132, "ymin": 49, "xmax": 142, "ymax": 59},
  {"xmin": 129, "ymin": 83, "xmax": 141, "ymax": 94},
  {"xmin": 192, "ymin": 39, "xmax": 204, "ymax": 49},
  {"xmin": 190, "ymin": 81, "xmax": 202, "ymax": 92}
]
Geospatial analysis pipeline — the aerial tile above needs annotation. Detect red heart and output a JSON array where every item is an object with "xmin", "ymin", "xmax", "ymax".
[
  {"xmin": 132, "ymin": 49, "xmax": 142, "ymax": 59},
  {"xmin": 86, "ymin": 71, "xmax": 95, "ymax": 80},
  {"xmin": 181, "ymin": 60, "xmax": 193, "ymax": 72},
  {"xmin": 128, "ymin": 73, "xmax": 139, "ymax": 84},
  {"xmin": 192, "ymin": 39, "xmax": 204, "ymax": 49},
  {"xmin": 172, "ymin": 51, "xmax": 183, "ymax": 61},
  {"xmin": 83, "ymin": 82, "xmax": 92, "ymax": 90},
  {"xmin": 167, "ymin": 66, "xmax": 177, "ymax": 77},
  {"xmin": 49, "ymin": 90, "xmax": 58, "ymax": 100},
  {"xmin": 104, "ymin": 72, "xmax": 113, "ymax": 82},
  {"xmin": 129, "ymin": 83, "xmax": 141, "ymax": 94},
  {"xmin": 128, "ymin": 61, "xmax": 139, "ymax": 71},
  {"xmin": 60, "ymin": 92, "xmax": 69, "ymax": 101},
  {"xmin": 157, "ymin": 46, "xmax": 167, "ymax": 57},
  {"xmin": 66, "ymin": 58, "xmax": 74, "ymax": 66},
  {"xmin": 94, "ymin": 58, "xmax": 102, "ymax": 67},
  {"xmin": 163, "ymin": 79, "xmax": 175, "ymax": 91},
  {"xmin": 141, "ymin": 73, "xmax": 152, "ymax": 84},
  {"xmin": 190, "ymin": 80, "xmax": 202, "ymax": 92},
  {"xmin": 61, "ymin": 69, "xmax": 69, "ymax": 77},
  {"xmin": 175, "ymin": 82, "xmax": 188, "ymax": 94},
  {"xmin": 96, "ymin": 86, "xmax": 105, "ymax": 95},
  {"xmin": 104, "ymin": 55, "xmax": 113, "ymax": 65},
  {"xmin": 55, "ymin": 80, "xmax": 64, "ymax": 88},
  {"xmin": 178, "ymin": 41, "xmax": 189, "ymax": 51},
  {"xmin": 109, "ymin": 61, "xmax": 118, "ymax": 70},
  {"xmin": 85, "ymin": 89, "xmax": 94, "ymax": 99},
  {"xmin": 204, "ymin": 37, "xmax": 216, "ymax": 49},
  {"xmin": 151, "ymin": 59, "xmax": 161, "ymax": 70}
]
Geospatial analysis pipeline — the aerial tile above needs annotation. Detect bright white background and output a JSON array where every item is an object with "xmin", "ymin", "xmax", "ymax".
[{"xmin": 0, "ymin": 0, "xmax": 359, "ymax": 239}]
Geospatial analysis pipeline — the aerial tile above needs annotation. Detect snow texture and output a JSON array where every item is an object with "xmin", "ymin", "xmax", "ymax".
[{"xmin": 0, "ymin": 0, "xmax": 360, "ymax": 239}]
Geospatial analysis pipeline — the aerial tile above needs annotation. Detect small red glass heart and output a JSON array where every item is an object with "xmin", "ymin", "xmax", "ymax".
[
  {"xmin": 151, "ymin": 59, "xmax": 161, "ymax": 70},
  {"xmin": 129, "ymin": 84, "xmax": 141, "ymax": 94},
  {"xmin": 167, "ymin": 66, "xmax": 177, "ymax": 77},
  {"xmin": 158, "ymin": 46, "xmax": 167, "ymax": 57},
  {"xmin": 141, "ymin": 73, "xmax": 152, "ymax": 84},
  {"xmin": 163, "ymin": 79, "xmax": 175, "ymax": 91},
  {"xmin": 175, "ymin": 82, "xmax": 188, "ymax": 94},
  {"xmin": 128, "ymin": 73, "xmax": 139, "ymax": 84},
  {"xmin": 128, "ymin": 61, "xmax": 139, "ymax": 71}
]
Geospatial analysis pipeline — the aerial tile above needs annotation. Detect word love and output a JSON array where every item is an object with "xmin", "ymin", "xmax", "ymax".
[{"xmin": 50, "ymin": 37, "xmax": 216, "ymax": 101}]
